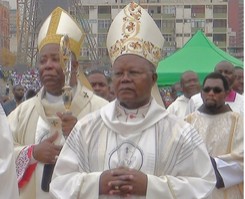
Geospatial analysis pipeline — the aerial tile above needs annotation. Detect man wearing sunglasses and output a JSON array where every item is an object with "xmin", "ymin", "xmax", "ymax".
[
  {"xmin": 186, "ymin": 61, "xmax": 243, "ymax": 115},
  {"xmin": 185, "ymin": 72, "xmax": 243, "ymax": 199}
]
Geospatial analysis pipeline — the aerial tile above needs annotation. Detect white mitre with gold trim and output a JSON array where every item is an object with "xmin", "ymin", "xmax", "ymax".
[
  {"xmin": 37, "ymin": 7, "xmax": 92, "ymax": 90},
  {"xmin": 38, "ymin": 7, "xmax": 85, "ymax": 59},
  {"xmin": 107, "ymin": 2, "xmax": 165, "ymax": 107}
]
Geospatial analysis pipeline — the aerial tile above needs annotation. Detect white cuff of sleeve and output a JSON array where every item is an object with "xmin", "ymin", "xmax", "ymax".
[{"xmin": 215, "ymin": 157, "xmax": 243, "ymax": 188}]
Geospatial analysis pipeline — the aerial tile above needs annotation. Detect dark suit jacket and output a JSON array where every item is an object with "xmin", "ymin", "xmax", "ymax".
[{"xmin": 2, "ymin": 100, "xmax": 17, "ymax": 116}]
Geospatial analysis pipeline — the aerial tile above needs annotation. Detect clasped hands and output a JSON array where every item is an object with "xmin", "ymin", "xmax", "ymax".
[{"xmin": 99, "ymin": 166, "xmax": 147, "ymax": 198}]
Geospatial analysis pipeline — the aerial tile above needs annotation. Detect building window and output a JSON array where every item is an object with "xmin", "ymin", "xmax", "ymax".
[
  {"xmin": 98, "ymin": 48, "xmax": 108, "ymax": 57},
  {"xmin": 148, "ymin": 6, "xmax": 161, "ymax": 15},
  {"xmin": 98, "ymin": 34, "xmax": 107, "ymax": 46},
  {"xmin": 192, "ymin": 5, "xmax": 205, "ymax": 14},
  {"xmin": 162, "ymin": 20, "xmax": 174, "ymax": 28},
  {"xmin": 191, "ymin": 19, "xmax": 205, "ymax": 28},
  {"xmin": 163, "ymin": 34, "xmax": 175, "ymax": 42},
  {"xmin": 98, "ymin": 19, "xmax": 111, "ymax": 30},
  {"xmin": 213, "ymin": 34, "xmax": 226, "ymax": 42},
  {"xmin": 162, "ymin": 5, "xmax": 175, "ymax": 15},
  {"xmin": 157, "ymin": 6, "xmax": 161, "ymax": 14},
  {"xmin": 213, "ymin": 19, "xmax": 226, "ymax": 28},
  {"xmin": 81, "ymin": 48, "xmax": 89, "ymax": 57},
  {"xmin": 176, "ymin": 19, "xmax": 183, "ymax": 23},
  {"xmin": 184, "ymin": 19, "xmax": 191, "ymax": 23},
  {"xmin": 184, "ymin": 33, "xmax": 191, "ymax": 37},
  {"xmin": 98, "ymin": 6, "xmax": 111, "ymax": 14},
  {"xmin": 83, "ymin": 6, "xmax": 89, "ymax": 15},
  {"xmin": 213, "ymin": 5, "xmax": 227, "ymax": 14}
]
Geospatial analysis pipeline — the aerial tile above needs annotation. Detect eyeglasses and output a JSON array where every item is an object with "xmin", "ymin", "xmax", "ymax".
[
  {"xmin": 202, "ymin": 87, "xmax": 223, "ymax": 94},
  {"xmin": 112, "ymin": 70, "xmax": 153, "ymax": 79}
]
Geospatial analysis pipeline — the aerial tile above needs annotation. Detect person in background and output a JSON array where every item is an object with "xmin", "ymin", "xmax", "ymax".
[
  {"xmin": 0, "ymin": 104, "xmax": 19, "ymax": 199},
  {"xmin": 25, "ymin": 89, "xmax": 37, "ymax": 100},
  {"xmin": 232, "ymin": 66, "xmax": 243, "ymax": 95},
  {"xmin": 106, "ymin": 71, "xmax": 116, "ymax": 102},
  {"xmin": 50, "ymin": 2, "xmax": 215, "ymax": 199},
  {"xmin": 8, "ymin": 7, "xmax": 108, "ymax": 199},
  {"xmin": 186, "ymin": 61, "xmax": 243, "ymax": 115},
  {"xmin": 87, "ymin": 68, "xmax": 111, "ymax": 101},
  {"xmin": 3, "ymin": 84, "xmax": 25, "ymax": 115},
  {"xmin": 0, "ymin": 94, "xmax": 10, "ymax": 104},
  {"xmin": 167, "ymin": 70, "xmax": 200, "ymax": 119},
  {"xmin": 170, "ymin": 81, "xmax": 182, "ymax": 101},
  {"xmin": 185, "ymin": 72, "xmax": 243, "ymax": 199},
  {"xmin": 108, "ymin": 79, "xmax": 116, "ymax": 102},
  {"xmin": 159, "ymin": 87, "xmax": 173, "ymax": 108},
  {"xmin": 5, "ymin": 83, "xmax": 10, "ymax": 95}
]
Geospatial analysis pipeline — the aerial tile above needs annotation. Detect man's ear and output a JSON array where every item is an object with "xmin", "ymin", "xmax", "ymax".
[{"xmin": 152, "ymin": 72, "xmax": 158, "ymax": 84}]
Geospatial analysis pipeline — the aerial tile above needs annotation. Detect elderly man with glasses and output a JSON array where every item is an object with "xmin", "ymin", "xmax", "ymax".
[{"xmin": 50, "ymin": 2, "xmax": 215, "ymax": 199}]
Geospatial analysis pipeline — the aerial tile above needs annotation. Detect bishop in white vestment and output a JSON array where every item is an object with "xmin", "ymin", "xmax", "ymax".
[{"xmin": 50, "ymin": 99, "xmax": 216, "ymax": 199}]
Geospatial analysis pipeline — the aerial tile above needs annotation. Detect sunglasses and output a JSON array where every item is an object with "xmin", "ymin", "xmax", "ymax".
[{"xmin": 202, "ymin": 87, "xmax": 223, "ymax": 94}]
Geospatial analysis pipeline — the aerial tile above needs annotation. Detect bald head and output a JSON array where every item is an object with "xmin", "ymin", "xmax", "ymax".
[
  {"xmin": 180, "ymin": 70, "xmax": 200, "ymax": 99},
  {"xmin": 214, "ymin": 61, "xmax": 234, "ymax": 71},
  {"xmin": 214, "ymin": 61, "xmax": 235, "ymax": 87}
]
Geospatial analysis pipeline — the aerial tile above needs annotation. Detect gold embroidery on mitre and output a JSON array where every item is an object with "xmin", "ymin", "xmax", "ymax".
[
  {"xmin": 38, "ymin": 7, "xmax": 85, "ymax": 59},
  {"xmin": 109, "ymin": 2, "xmax": 162, "ymax": 66},
  {"xmin": 47, "ymin": 7, "xmax": 61, "ymax": 36},
  {"xmin": 38, "ymin": 35, "xmax": 81, "ymax": 59}
]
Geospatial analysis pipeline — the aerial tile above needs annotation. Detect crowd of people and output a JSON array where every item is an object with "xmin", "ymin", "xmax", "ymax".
[
  {"xmin": 0, "ymin": 67, "xmax": 41, "ymax": 107},
  {"xmin": 0, "ymin": 2, "xmax": 243, "ymax": 199},
  {"xmin": 0, "ymin": 67, "xmax": 41, "ymax": 93}
]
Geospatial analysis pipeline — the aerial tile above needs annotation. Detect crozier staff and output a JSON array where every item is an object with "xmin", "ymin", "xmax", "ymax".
[{"xmin": 8, "ymin": 7, "xmax": 108, "ymax": 199}]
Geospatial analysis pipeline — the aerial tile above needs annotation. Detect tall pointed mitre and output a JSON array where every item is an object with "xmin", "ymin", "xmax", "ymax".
[
  {"xmin": 106, "ymin": 2, "xmax": 165, "ymax": 107},
  {"xmin": 37, "ymin": 7, "xmax": 92, "ymax": 90}
]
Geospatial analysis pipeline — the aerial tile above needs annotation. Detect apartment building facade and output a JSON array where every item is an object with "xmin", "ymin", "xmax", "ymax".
[
  {"xmin": 9, "ymin": 9, "xmax": 17, "ymax": 53},
  {"xmin": 0, "ymin": 1, "xmax": 10, "ymax": 50},
  {"xmin": 228, "ymin": 0, "xmax": 243, "ymax": 60},
  {"xmin": 0, "ymin": 1, "xmax": 10, "ymax": 66},
  {"xmin": 70, "ymin": 0, "xmax": 234, "ymax": 65}
]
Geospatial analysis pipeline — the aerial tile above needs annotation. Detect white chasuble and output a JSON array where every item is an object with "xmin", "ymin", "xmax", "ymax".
[{"xmin": 50, "ymin": 99, "xmax": 216, "ymax": 199}]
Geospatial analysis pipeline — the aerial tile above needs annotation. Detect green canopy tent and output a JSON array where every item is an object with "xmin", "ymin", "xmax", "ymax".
[{"xmin": 157, "ymin": 30, "xmax": 243, "ymax": 87}]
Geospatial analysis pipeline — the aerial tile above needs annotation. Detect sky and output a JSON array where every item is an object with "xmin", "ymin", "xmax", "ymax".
[
  {"xmin": 7, "ymin": 0, "xmax": 16, "ymax": 9},
  {"xmin": 7, "ymin": 0, "xmax": 68, "ymax": 18}
]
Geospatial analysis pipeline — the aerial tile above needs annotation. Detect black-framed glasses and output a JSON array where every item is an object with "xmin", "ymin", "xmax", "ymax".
[{"xmin": 202, "ymin": 87, "xmax": 223, "ymax": 94}]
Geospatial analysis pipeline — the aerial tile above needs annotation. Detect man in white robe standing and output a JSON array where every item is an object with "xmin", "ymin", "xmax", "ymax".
[
  {"xmin": 8, "ymin": 7, "xmax": 108, "ymax": 199},
  {"xmin": 0, "ymin": 105, "xmax": 19, "ymax": 199},
  {"xmin": 186, "ymin": 61, "xmax": 243, "ymax": 115},
  {"xmin": 185, "ymin": 72, "xmax": 243, "ymax": 199},
  {"xmin": 167, "ymin": 70, "xmax": 200, "ymax": 119},
  {"xmin": 50, "ymin": 2, "xmax": 216, "ymax": 199}
]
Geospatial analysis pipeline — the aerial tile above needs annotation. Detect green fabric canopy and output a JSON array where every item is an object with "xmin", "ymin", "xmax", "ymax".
[{"xmin": 156, "ymin": 30, "xmax": 243, "ymax": 87}]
